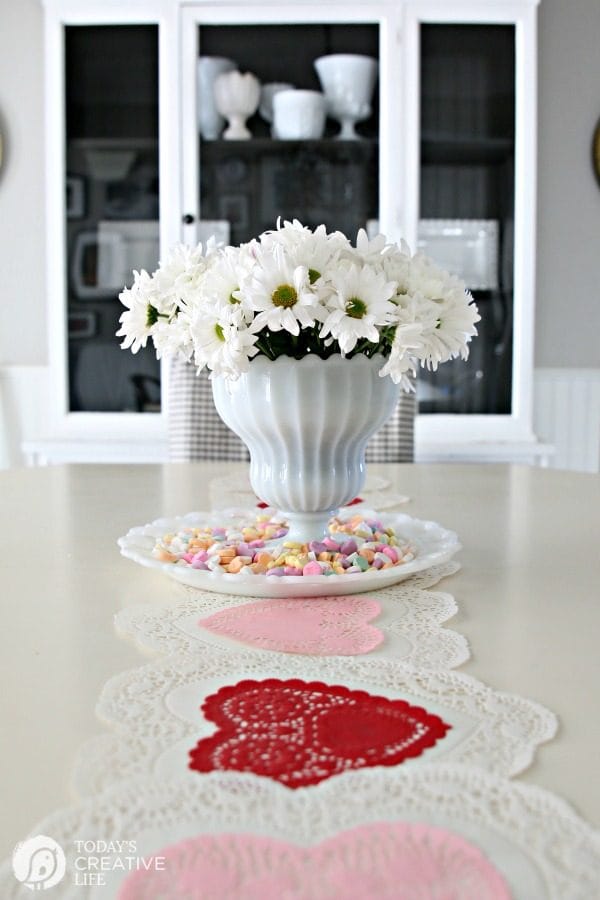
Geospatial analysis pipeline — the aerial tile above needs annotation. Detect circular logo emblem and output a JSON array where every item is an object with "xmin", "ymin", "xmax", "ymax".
[{"xmin": 12, "ymin": 835, "xmax": 66, "ymax": 891}]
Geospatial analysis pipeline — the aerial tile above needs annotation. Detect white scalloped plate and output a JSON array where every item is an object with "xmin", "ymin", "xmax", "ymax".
[{"xmin": 118, "ymin": 508, "xmax": 461, "ymax": 598}]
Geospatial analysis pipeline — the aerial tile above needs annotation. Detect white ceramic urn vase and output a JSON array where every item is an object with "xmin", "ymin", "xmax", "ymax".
[
  {"xmin": 314, "ymin": 53, "xmax": 378, "ymax": 139},
  {"xmin": 197, "ymin": 57, "xmax": 236, "ymax": 140},
  {"xmin": 214, "ymin": 70, "xmax": 261, "ymax": 140},
  {"xmin": 212, "ymin": 354, "xmax": 400, "ymax": 543}
]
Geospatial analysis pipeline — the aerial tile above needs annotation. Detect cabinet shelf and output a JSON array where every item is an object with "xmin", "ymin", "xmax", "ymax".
[
  {"xmin": 199, "ymin": 136, "xmax": 378, "ymax": 243},
  {"xmin": 421, "ymin": 132, "xmax": 513, "ymax": 165},
  {"xmin": 200, "ymin": 137, "xmax": 378, "ymax": 160}
]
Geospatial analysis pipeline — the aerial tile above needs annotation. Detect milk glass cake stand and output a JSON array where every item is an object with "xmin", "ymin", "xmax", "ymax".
[{"xmin": 118, "ymin": 508, "xmax": 461, "ymax": 599}]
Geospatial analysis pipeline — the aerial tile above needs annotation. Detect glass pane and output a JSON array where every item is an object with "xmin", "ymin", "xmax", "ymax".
[
  {"xmin": 196, "ymin": 24, "xmax": 379, "ymax": 245},
  {"xmin": 65, "ymin": 25, "xmax": 160, "ymax": 413},
  {"xmin": 418, "ymin": 24, "xmax": 515, "ymax": 415}
]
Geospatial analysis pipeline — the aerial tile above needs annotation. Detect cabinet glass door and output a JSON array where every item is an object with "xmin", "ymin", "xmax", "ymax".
[
  {"xmin": 417, "ymin": 24, "xmax": 515, "ymax": 415},
  {"xmin": 195, "ymin": 23, "xmax": 379, "ymax": 245},
  {"xmin": 65, "ymin": 25, "xmax": 160, "ymax": 413}
]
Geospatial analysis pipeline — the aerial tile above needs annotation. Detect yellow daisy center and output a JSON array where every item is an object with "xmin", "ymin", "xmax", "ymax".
[
  {"xmin": 272, "ymin": 284, "xmax": 298, "ymax": 308},
  {"xmin": 345, "ymin": 296, "xmax": 367, "ymax": 319}
]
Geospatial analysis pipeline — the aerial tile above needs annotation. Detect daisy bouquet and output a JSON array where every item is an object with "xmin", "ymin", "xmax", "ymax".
[{"xmin": 117, "ymin": 219, "xmax": 480, "ymax": 389}]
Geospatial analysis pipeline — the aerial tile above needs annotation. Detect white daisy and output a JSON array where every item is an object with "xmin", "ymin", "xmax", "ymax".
[
  {"xmin": 377, "ymin": 312, "xmax": 424, "ymax": 388},
  {"xmin": 200, "ymin": 244, "xmax": 256, "ymax": 325},
  {"xmin": 320, "ymin": 263, "xmax": 397, "ymax": 354},
  {"xmin": 244, "ymin": 244, "xmax": 321, "ymax": 336},
  {"xmin": 190, "ymin": 310, "xmax": 258, "ymax": 379},
  {"xmin": 116, "ymin": 269, "xmax": 157, "ymax": 354},
  {"xmin": 261, "ymin": 219, "xmax": 348, "ymax": 290},
  {"xmin": 405, "ymin": 252, "xmax": 457, "ymax": 304},
  {"xmin": 351, "ymin": 227, "xmax": 390, "ymax": 265},
  {"xmin": 153, "ymin": 242, "xmax": 215, "ymax": 309},
  {"xmin": 381, "ymin": 243, "xmax": 413, "ymax": 301},
  {"xmin": 419, "ymin": 288, "xmax": 480, "ymax": 369},
  {"xmin": 152, "ymin": 312, "xmax": 194, "ymax": 362},
  {"xmin": 378, "ymin": 348, "xmax": 417, "ymax": 390}
]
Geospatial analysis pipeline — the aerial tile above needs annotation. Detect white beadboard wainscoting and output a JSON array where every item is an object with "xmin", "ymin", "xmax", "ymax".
[
  {"xmin": 0, "ymin": 366, "xmax": 50, "ymax": 470},
  {"xmin": 533, "ymin": 368, "xmax": 600, "ymax": 474},
  {"xmin": 1, "ymin": 365, "xmax": 599, "ymax": 473}
]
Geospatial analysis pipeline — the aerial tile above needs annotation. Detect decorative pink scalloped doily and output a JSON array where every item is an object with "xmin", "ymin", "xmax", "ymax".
[
  {"xmin": 189, "ymin": 678, "xmax": 451, "ymax": 787},
  {"xmin": 118, "ymin": 820, "xmax": 511, "ymax": 900},
  {"xmin": 198, "ymin": 596, "xmax": 384, "ymax": 655}
]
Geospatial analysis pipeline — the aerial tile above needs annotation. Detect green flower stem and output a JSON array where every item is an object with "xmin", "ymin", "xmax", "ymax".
[{"xmin": 254, "ymin": 336, "xmax": 277, "ymax": 360}]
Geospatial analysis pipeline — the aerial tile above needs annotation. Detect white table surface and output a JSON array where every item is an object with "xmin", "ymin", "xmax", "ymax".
[{"xmin": 1, "ymin": 462, "xmax": 599, "ymax": 857}]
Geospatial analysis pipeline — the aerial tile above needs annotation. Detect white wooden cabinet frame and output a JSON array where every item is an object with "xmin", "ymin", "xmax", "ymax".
[{"xmin": 39, "ymin": 0, "xmax": 541, "ymax": 464}]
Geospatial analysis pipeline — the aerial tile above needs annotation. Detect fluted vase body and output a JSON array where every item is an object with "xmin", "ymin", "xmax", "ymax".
[{"xmin": 212, "ymin": 354, "xmax": 399, "ymax": 542}]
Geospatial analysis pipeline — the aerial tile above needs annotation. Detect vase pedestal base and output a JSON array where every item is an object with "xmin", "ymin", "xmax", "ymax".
[{"xmin": 280, "ymin": 510, "xmax": 338, "ymax": 545}]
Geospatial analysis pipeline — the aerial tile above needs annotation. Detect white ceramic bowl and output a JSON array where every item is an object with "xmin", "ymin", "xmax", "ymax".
[
  {"xmin": 259, "ymin": 82, "xmax": 295, "ymax": 124},
  {"xmin": 273, "ymin": 89, "xmax": 326, "ymax": 140}
]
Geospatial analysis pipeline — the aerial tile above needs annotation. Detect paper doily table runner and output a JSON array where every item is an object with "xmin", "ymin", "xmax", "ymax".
[
  {"xmin": 2, "ymin": 767, "xmax": 598, "ymax": 899},
  {"xmin": 115, "ymin": 561, "xmax": 469, "ymax": 666},
  {"xmin": 72, "ymin": 650, "xmax": 556, "ymax": 797},
  {"xmin": 3, "ymin": 477, "xmax": 600, "ymax": 899}
]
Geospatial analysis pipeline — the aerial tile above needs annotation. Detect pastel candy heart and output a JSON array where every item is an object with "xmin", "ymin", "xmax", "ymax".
[
  {"xmin": 118, "ymin": 821, "xmax": 511, "ymax": 900},
  {"xmin": 189, "ymin": 678, "xmax": 451, "ymax": 787},
  {"xmin": 198, "ymin": 596, "xmax": 384, "ymax": 655}
]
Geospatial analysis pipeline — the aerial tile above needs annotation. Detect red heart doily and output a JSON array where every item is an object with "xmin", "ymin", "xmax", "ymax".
[{"xmin": 189, "ymin": 678, "xmax": 451, "ymax": 787}]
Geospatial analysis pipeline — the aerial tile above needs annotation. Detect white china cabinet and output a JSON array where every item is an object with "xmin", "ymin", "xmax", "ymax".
[{"xmin": 36, "ymin": 0, "xmax": 540, "ymax": 464}]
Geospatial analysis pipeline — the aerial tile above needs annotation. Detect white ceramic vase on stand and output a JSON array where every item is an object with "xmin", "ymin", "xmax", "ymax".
[
  {"xmin": 197, "ymin": 57, "xmax": 236, "ymax": 140},
  {"xmin": 214, "ymin": 71, "xmax": 261, "ymax": 140},
  {"xmin": 314, "ymin": 53, "xmax": 378, "ymax": 139},
  {"xmin": 212, "ymin": 354, "xmax": 400, "ymax": 543}
]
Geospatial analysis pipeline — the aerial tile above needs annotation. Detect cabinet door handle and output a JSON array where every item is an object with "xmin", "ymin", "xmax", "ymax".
[{"xmin": 182, "ymin": 213, "xmax": 195, "ymax": 224}]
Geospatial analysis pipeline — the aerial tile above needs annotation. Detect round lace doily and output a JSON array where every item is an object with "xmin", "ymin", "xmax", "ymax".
[
  {"xmin": 71, "ymin": 650, "xmax": 556, "ymax": 797},
  {"xmin": 115, "ymin": 561, "xmax": 468, "ymax": 667},
  {"xmin": 2, "ymin": 766, "xmax": 598, "ymax": 899}
]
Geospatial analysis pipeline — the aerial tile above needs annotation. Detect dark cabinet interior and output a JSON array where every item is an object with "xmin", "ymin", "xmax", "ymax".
[
  {"xmin": 198, "ymin": 23, "xmax": 379, "ymax": 243},
  {"xmin": 418, "ymin": 24, "xmax": 515, "ymax": 415},
  {"xmin": 65, "ymin": 25, "xmax": 160, "ymax": 413},
  {"xmin": 200, "ymin": 138, "xmax": 378, "ymax": 245}
]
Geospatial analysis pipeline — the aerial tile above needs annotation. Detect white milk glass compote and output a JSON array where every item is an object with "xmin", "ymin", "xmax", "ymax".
[{"xmin": 314, "ymin": 54, "xmax": 378, "ymax": 139}]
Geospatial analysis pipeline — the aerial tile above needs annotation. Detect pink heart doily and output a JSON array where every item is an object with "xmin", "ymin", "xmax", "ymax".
[
  {"xmin": 189, "ymin": 678, "xmax": 451, "ymax": 787},
  {"xmin": 118, "ymin": 821, "xmax": 511, "ymax": 899},
  {"xmin": 198, "ymin": 596, "xmax": 384, "ymax": 655}
]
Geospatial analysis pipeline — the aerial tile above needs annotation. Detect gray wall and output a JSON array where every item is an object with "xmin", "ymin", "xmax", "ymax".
[
  {"xmin": 536, "ymin": 0, "xmax": 600, "ymax": 367},
  {"xmin": 0, "ymin": 0, "xmax": 599, "ymax": 368},
  {"xmin": 0, "ymin": 0, "xmax": 46, "ymax": 365}
]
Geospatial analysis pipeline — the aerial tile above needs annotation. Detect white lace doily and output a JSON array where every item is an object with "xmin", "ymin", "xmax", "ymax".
[
  {"xmin": 114, "ymin": 561, "xmax": 468, "ymax": 668},
  {"xmin": 208, "ymin": 470, "xmax": 409, "ymax": 511},
  {"xmin": 2, "ymin": 766, "xmax": 598, "ymax": 899},
  {"xmin": 70, "ymin": 650, "xmax": 556, "ymax": 798}
]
